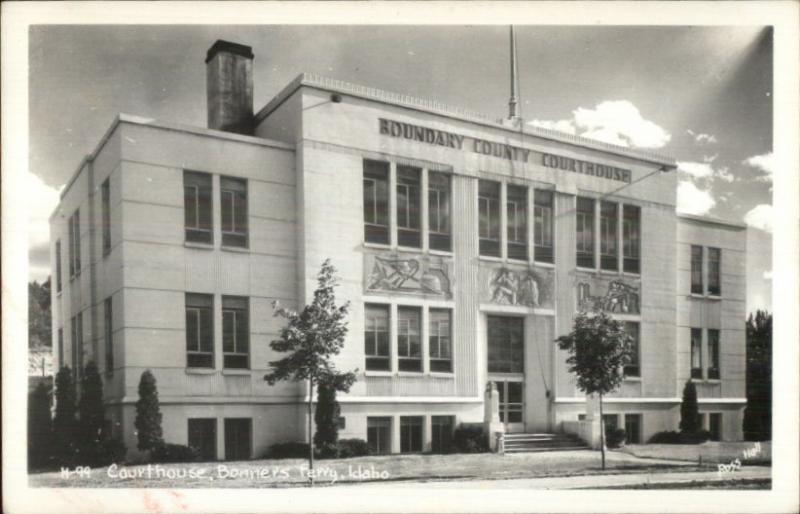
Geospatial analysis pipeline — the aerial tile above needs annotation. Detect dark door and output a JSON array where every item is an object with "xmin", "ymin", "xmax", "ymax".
[
  {"xmin": 188, "ymin": 418, "xmax": 217, "ymax": 461},
  {"xmin": 224, "ymin": 418, "xmax": 252, "ymax": 461}
]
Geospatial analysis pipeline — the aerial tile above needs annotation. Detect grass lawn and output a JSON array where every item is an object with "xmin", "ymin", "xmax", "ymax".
[
  {"xmin": 30, "ymin": 450, "xmax": 701, "ymax": 488},
  {"xmin": 619, "ymin": 441, "xmax": 771, "ymax": 465}
]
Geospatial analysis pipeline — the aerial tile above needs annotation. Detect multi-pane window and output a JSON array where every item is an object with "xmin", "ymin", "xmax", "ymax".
[
  {"xmin": 534, "ymin": 189, "xmax": 554, "ymax": 263},
  {"xmin": 396, "ymin": 165, "xmax": 422, "ymax": 248},
  {"xmin": 364, "ymin": 304, "xmax": 390, "ymax": 371},
  {"xmin": 478, "ymin": 180, "xmax": 501, "ymax": 257},
  {"xmin": 429, "ymin": 309, "xmax": 452, "ymax": 372},
  {"xmin": 188, "ymin": 418, "xmax": 217, "ymax": 461},
  {"xmin": 186, "ymin": 293, "xmax": 214, "ymax": 368},
  {"xmin": 623, "ymin": 321, "xmax": 640, "ymax": 377},
  {"xmin": 707, "ymin": 247, "xmax": 721, "ymax": 296},
  {"xmin": 400, "ymin": 416, "xmax": 423, "ymax": 453},
  {"xmin": 624, "ymin": 414, "xmax": 642, "ymax": 444},
  {"xmin": 603, "ymin": 414, "xmax": 618, "ymax": 435},
  {"xmin": 367, "ymin": 417, "xmax": 391, "ymax": 455},
  {"xmin": 690, "ymin": 328, "xmax": 703, "ymax": 379},
  {"xmin": 428, "ymin": 171, "xmax": 451, "ymax": 251},
  {"xmin": 487, "ymin": 315, "xmax": 524, "ymax": 373},
  {"xmin": 576, "ymin": 197, "xmax": 595, "ymax": 268},
  {"xmin": 71, "ymin": 313, "xmax": 83, "ymax": 379},
  {"xmin": 220, "ymin": 177, "xmax": 248, "ymax": 248},
  {"xmin": 55, "ymin": 240, "xmax": 62, "ymax": 292},
  {"xmin": 184, "ymin": 171, "xmax": 213, "ymax": 244},
  {"xmin": 102, "ymin": 178, "xmax": 111, "ymax": 254},
  {"xmin": 68, "ymin": 209, "xmax": 81, "ymax": 277},
  {"xmin": 104, "ymin": 297, "xmax": 113, "ymax": 374},
  {"xmin": 224, "ymin": 418, "xmax": 252, "ymax": 460},
  {"xmin": 222, "ymin": 296, "xmax": 249, "ymax": 369},
  {"xmin": 363, "ymin": 160, "xmax": 390, "ymax": 245},
  {"xmin": 57, "ymin": 328, "xmax": 64, "ymax": 369},
  {"xmin": 600, "ymin": 201, "xmax": 618, "ymax": 271},
  {"xmin": 506, "ymin": 185, "xmax": 528, "ymax": 261},
  {"xmin": 622, "ymin": 205, "xmax": 640, "ymax": 273},
  {"xmin": 397, "ymin": 307, "xmax": 422, "ymax": 372},
  {"xmin": 707, "ymin": 329, "xmax": 720, "ymax": 379},
  {"xmin": 690, "ymin": 245, "xmax": 703, "ymax": 294},
  {"xmin": 431, "ymin": 416, "xmax": 454, "ymax": 454}
]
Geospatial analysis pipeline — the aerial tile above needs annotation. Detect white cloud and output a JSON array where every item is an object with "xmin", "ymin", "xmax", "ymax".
[
  {"xmin": 743, "ymin": 152, "xmax": 774, "ymax": 182},
  {"xmin": 28, "ymin": 173, "xmax": 62, "ymax": 251},
  {"xmin": 702, "ymin": 153, "xmax": 718, "ymax": 163},
  {"xmin": 677, "ymin": 181, "xmax": 716, "ymax": 216},
  {"xmin": 529, "ymin": 100, "xmax": 671, "ymax": 149},
  {"xmin": 687, "ymin": 129, "xmax": 718, "ymax": 145},
  {"xmin": 716, "ymin": 167, "xmax": 735, "ymax": 183},
  {"xmin": 744, "ymin": 204, "xmax": 773, "ymax": 233},
  {"xmin": 677, "ymin": 161, "xmax": 715, "ymax": 179}
]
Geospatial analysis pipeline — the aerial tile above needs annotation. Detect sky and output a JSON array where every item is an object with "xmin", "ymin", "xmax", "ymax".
[{"xmin": 27, "ymin": 25, "xmax": 773, "ymax": 312}]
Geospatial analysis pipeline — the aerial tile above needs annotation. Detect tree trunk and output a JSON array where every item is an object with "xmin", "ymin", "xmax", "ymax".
[
  {"xmin": 599, "ymin": 392, "xmax": 606, "ymax": 470},
  {"xmin": 308, "ymin": 376, "xmax": 314, "ymax": 487}
]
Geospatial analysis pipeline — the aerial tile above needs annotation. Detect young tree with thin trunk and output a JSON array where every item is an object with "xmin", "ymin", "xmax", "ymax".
[
  {"xmin": 556, "ymin": 310, "xmax": 632, "ymax": 470},
  {"xmin": 264, "ymin": 259, "xmax": 356, "ymax": 486}
]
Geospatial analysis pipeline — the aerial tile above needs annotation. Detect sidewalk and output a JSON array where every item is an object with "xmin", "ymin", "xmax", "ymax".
[{"xmin": 355, "ymin": 466, "xmax": 771, "ymax": 489}]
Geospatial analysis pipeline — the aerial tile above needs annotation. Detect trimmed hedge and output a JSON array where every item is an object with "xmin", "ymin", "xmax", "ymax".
[
  {"xmin": 150, "ymin": 443, "xmax": 200, "ymax": 463},
  {"xmin": 452, "ymin": 424, "xmax": 489, "ymax": 453},
  {"xmin": 267, "ymin": 439, "xmax": 372, "ymax": 459},
  {"xmin": 336, "ymin": 438, "xmax": 371, "ymax": 458},
  {"xmin": 606, "ymin": 427, "xmax": 627, "ymax": 448},
  {"xmin": 647, "ymin": 430, "xmax": 713, "ymax": 444}
]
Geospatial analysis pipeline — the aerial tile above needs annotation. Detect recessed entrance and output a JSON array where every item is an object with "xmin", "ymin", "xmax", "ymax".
[{"xmin": 487, "ymin": 315, "xmax": 525, "ymax": 433}]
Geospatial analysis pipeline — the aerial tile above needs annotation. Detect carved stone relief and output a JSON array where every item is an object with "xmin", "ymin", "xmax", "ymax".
[
  {"xmin": 365, "ymin": 252, "xmax": 452, "ymax": 298},
  {"xmin": 485, "ymin": 266, "xmax": 553, "ymax": 309}
]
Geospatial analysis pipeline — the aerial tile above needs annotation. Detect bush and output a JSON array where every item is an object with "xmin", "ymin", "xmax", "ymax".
[
  {"xmin": 150, "ymin": 443, "xmax": 200, "ymax": 463},
  {"xmin": 28, "ymin": 381, "xmax": 53, "ymax": 470},
  {"xmin": 606, "ymin": 427, "xmax": 627, "ymax": 448},
  {"xmin": 74, "ymin": 438, "xmax": 127, "ymax": 467},
  {"xmin": 452, "ymin": 424, "xmax": 489, "ymax": 453},
  {"xmin": 647, "ymin": 430, "xmax": 713, "ymax": 444},
  {"xmin": 315, "ymin": 442, "xmax": 339, "ymax": 459},
  {"xmin": 267, "ymin": 441, "xmax": 310, "ymax": 459},
  {"xmin": 679, "ymin": 381, "xmax": 701, "ymax": 433},
  {"xmin": 135, "ymin": 370, "xmax": 164, "ymax": 451},
  {"xmin": 337, "ymin": 438, "xmax": 371, "ymax": 458}
]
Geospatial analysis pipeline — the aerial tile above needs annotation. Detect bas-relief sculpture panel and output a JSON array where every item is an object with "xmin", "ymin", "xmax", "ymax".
[
  {"xmin": 364, "ymin": 251, "xmax": 452, "ymax": 298},
  {"xmin": 575, "ymin": 273, "xmax": 640, "ymax": 314},
  {"xmin": 484, "ymin": 266, "xmax": 554, "ymax": 309}
]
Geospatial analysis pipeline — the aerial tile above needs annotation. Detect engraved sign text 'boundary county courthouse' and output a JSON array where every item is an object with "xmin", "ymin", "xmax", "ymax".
[{"xmin": 379, "ymin": 118, "xmax": 633, "ymax": 183}]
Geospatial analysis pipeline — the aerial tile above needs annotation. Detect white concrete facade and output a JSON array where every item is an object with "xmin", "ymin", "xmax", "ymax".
[{"xmin": 50, "ymin": 55, "xmax": 747, "ymax": 460}]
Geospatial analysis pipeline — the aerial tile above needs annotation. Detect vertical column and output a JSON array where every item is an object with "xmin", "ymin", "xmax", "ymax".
[
  {"xmin": 421, "ymin": 168, "xmax": 429, "ymax": 252},
  {"xmin": 500, "ymin": 181, "xmax": 508, "ymax": 260},
  {"xmin": 527, "ymin": 186, "xmax": 535, "ymax": 265},
  {"xmin": 421, "ymin": 306, "xmax": 430, "ymax": 374},
  {"xmin": 216, "ymin": 417, "xmax": 225, "ymax": 460},
  {"xmin": 391, "ymin": 415, "xmax": 401, "ymax": 454},
  {"xmin": 212, "ymin": 174, "xmax": 222, "ymax": 248},
  {"xmin": 390, "ymin": 303, "xmax": 398, "ymax": 373},
  {"xmin": 617, "ymin": 202, "xmax": 624, "ymax": 273},
  {"xmin": 389, "ymin": 162, "xmax": 398, "ymax": 248},
  {"xmin": 594, "ymin": 197, "xmax": 601, "ymax": 270},
  {"xmin": 424, "ymin": 415, "xmax": 433, "ymax": 453}
]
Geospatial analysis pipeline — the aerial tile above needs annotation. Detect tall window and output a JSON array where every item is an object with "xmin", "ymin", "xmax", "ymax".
[
  {"xmin": 506, "ymin": 185, "xmax": 528, "ymax": 261},
  {"xmin": 71, "ymin": 313, "xmax": 83, "ymax": 379},
  {"xmin": 188, "ymin": 418, "xmax": 217, "ymax": 461},
  {"xmin": 478, "ymin": 180, "xmax": 501, "ymax": 257},
  {"xmin": 102, "ymin": 178, "xmax": 111, "ymax": 254},
  {"xmin": 428, "ymin": 171, "xmax": 451, "ymax": 251},
  {"xmin": 104, "ymin": 297, "xmax": 113, "ymax": 374},
  {"xmin": 220, "ymin": 177, "xmax": 248, "ymax": 248},
  {"xmin": 400, "ymin": 416, "xmax": 423, "ymax": 453},
  {"xmin": 396, "ymin": 165, "xmax": 421, "ymax": 248},
  {"xmin": 55, "ymin": 240, "xmax": 62, "ymax": 292},
  {"xmin": 709, "ymin": 413, "xmax": 722, "ymax": 441},
  {"xmin": 622, "ymin": 205, "xmax": 640, "ymax": 273},
  {"xmin": 364, "ymin": 304, "xmax": 390, "ymax": 371},
  {"xmin": 624, "ymin": 414, "xmax": 642, "ymax": 444},
  {"xmin": 397, "ymin": 307, "xmax": 422, "ymax": 372},
  {"xmin": 363, "ymin": 160, "xmax": 390, "ymax": 244},
  {"xmin": 184, "ymin": 171, "xmax": 213, "ymax": 244},
  {"xmin": 707, "ymin": 247, "xmax": 721, "ymax": 296},
  {"xmin": 57, "ymin": 328, "xmax": 64, "ymax": 368},
  {"xmin": 576, "ymin": 197, "xmax": 595, "ymax": 268},
  {"xmin": 600, "ymin": 201, "xmax": 618, "ymax": 271},
  {"xmin": 68, "ymin": 209, "xmax": 81, "ymax": 277},
  {"xmin": 707, "ymin": 329, "xmax": 720, "ymax": 379},
  {"xmin": 224, "ymin": 418, "xmax": 252, "ymax": 460},
  {"xmin": 186, "ymin": 293, "xmax": 214, "ymax": 368},
  {"xmin": 623, "ymin": 321, "xmax": 640, "ymax": 377},
  {"xmin": 367, "ymin": 417, "xmax": 391, "ymax": 455},
  {"xmin": 690, "ymin": 245, "xmax": 703, "ymax": 294},
  {"xmin": 487, "ymin": 316, "xmax": 524, "ymax": 373},
  {"xmin": 222, "ymin": 296, "xmax": 249, "ymax": 369},
  {"xmin": 534, "ymin": 189, "xmax": 554, "ymax": 263},
  {"xmin": 429, "ymin": 309, "xmax": 452, "ymax": 372},
  {"xmin": 431, "ymin": 415, "xmax": 454, "ymax": 454},
  {"xmin": 690, "ymin": 328, "xmax": 702, "ymax": 379}
]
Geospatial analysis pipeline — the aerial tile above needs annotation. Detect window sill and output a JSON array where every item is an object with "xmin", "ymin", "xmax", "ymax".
[
  {"xmin": 222, "ymin": 368, "xmax": 251, "ymax": 375},
  {"xmin": 478, "ymin": 255, "xmax": 505, "ymax": 263},
  {"xmin": 364, "ymin": 370, "xmax": 393, "ymax": 377},
  {"xmin": 220, "ymin": 245, "xmax": 250, "ymax": 254},
  {"xmin": 363, "ymin": 242, "xmax": 393, "ymax": 251},
  {"xmin": 185, "ymin": 368, "xmax": 216, "ymax": 375},
  {"xmin": 622, "ymin": 271, "xmax": 641, "ymax": 278},
  {"xmin": 623, "ymin": 376, "xmax": 642, "ymax": 382},
  {"xmin": 599, "ymin": 268, "xmax": 621, "ymax": 276},
  {"xmin": 397, "ymin": 371, "xmax": 425, "ymax": 377},
  {"xmin": 184, "ymin": 241, "xmax": 214, "ymax": 251},
  {"xmin": 576, "ymin": 266, "xmax": 597, "ymax": 273},
  {"xmin": 533, "ymin": 261, "xmax": 555, "ymax": 268},
  {"xmin": 705, "ymin": 378, "xmax": 722, "ymax": 384},
  {"xmin": 706, "ymin": 295, "xmax": 722, "ymax": 301},
  {"xmin": 427, "ymin": 249, "xmax": 454, "ymax": 258},
  {"xmin": 428, "ymin": 371, "xmax": 455, "ymax": 378}
]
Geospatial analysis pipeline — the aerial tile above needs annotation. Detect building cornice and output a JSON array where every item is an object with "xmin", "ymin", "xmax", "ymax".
[
  {"xmin": 107, "ymin": 395, "xmax": 483, "ymax": 405},
  {"xmin": 677, "ymin": 212, "xmax": 748, "ymax": 230},
  {"xmin": 255, "ymin": 72, "xmax": 678, "ymax": 169},
  {"xmin": 554, "ymin": 397, "xmax": 747, "ymax": 404}
]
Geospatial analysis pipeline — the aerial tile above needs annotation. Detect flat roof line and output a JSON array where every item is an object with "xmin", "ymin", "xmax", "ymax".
[{"xmin": 677, "ymin": 212, "xmax": 748, "ymax": 230}]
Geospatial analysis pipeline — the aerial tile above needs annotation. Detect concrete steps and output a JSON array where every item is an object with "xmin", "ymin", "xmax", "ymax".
[{"xmin": 502, "ymin": 432, "xmax": 589, "ymax": 453}]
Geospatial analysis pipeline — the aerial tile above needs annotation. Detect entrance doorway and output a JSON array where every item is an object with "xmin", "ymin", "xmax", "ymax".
[{"xmin": 487, "ymin": 315, "xmax": 526, "ymax": 433}]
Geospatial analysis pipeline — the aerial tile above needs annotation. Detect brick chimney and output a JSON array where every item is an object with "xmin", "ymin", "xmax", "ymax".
[{"xmin": 206, "ymin": 40, "xmax": 254, "ymax": 135}]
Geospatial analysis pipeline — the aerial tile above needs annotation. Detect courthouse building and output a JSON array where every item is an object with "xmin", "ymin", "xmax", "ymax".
[{"xmin": 50, "ymin": 40, "xmax": 747, "ymax": 460}]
